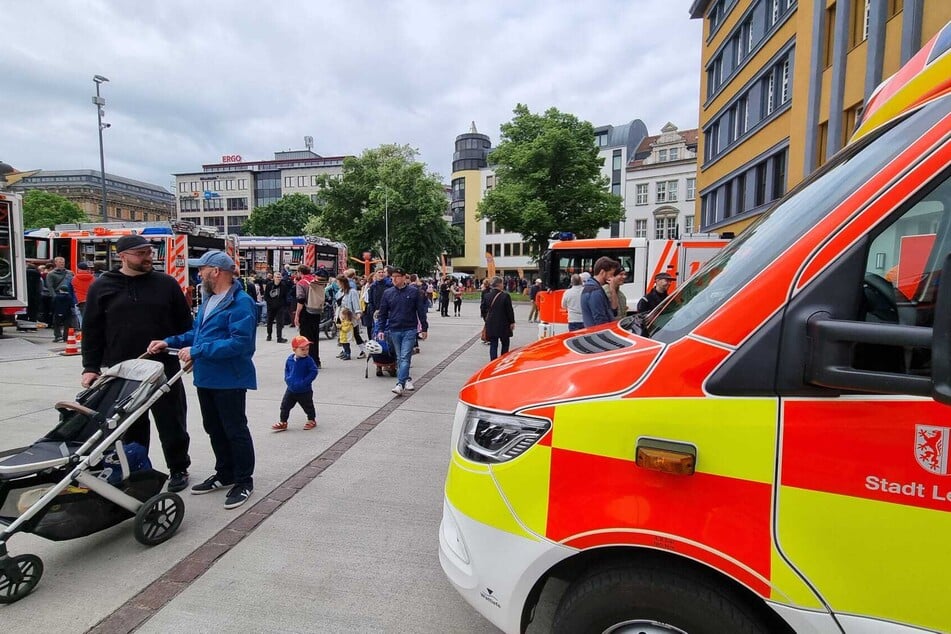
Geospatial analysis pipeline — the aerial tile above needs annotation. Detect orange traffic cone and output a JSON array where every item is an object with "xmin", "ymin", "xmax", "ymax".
[{"xmin": 61, "ymin": 328, "xmax": 80, "ymax": 356}]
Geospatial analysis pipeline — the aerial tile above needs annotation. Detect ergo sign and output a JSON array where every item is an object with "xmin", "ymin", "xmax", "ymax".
[{"xmin": 221, "ymin": 155, "xmax": 243, "ymax": 163}]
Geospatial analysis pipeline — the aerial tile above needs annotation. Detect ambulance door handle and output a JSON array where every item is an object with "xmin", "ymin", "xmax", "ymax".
[{"xmin": 635, "ymin": 438, "xmax": 696, "ymax": 476}]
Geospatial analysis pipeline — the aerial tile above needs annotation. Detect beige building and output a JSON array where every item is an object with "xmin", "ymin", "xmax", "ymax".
[
  {"xmin": 9, "ymin": 169, "xmax": 174, "ymax": 223},
  {"xmin": 174, "ymin": 148, "xmax": 347, "ymax": 235}
]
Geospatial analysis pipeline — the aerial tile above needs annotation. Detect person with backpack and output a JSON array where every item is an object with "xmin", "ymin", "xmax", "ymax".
[{"xmin": 293, "ymin": 264, "xmax": 324, "ymax": 369}]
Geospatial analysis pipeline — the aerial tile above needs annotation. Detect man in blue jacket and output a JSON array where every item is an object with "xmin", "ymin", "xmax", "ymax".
[
  {"xmin": 581, "ymin": 256, "xmax": 621, "ymax": 328},
  {"xmin": 148, "ymin": 251, "xmax": 257, "ymax": 510},
  {"xmin": 376, "ymin": 267, "xmax": 428, "ymax": 396}
]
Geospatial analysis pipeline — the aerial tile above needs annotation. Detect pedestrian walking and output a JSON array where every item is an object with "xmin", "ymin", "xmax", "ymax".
[
  {"xmin": 82, "ymin": 234, "xmax": 194, "ymax": 493},
  {"xmin": 148, "ymin": 250, "xmax": 257, "ymax": 510},
  {"xmin": 581, "ymin": 257, "xmax": 621, "ymax": 327},
  {"xmin": 272, "ymin": 335, "xmax": 318, "ymax": 432},
  {"xmin": 562, "ymin": 273, "xmax": 585, "ymax": 331},
  {"xmin": 293, "ymin": 264, "xmax": 324, "ymax": 369},
  {"xmin": 72, "ymin": 261, "xmax": 95, "ymax": 328},
  {"xmin": 264, "ymin": 271, "xmax": 291, "ymax": 343},
  {"xmin": 377, "ymin": 267, "xmax": 429, "ymax": 396},
  {"xmin": 481, "ymin": 276, "xmax": 515, "ymax": 360},
  {"xmin": 452, "ymin": 281, "xmax": 463, "ymax": 316}
]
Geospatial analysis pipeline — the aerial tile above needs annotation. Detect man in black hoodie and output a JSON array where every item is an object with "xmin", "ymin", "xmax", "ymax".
[{"xmin": 80, "ymin": 234, "xmax": 194, "ymax": 493}]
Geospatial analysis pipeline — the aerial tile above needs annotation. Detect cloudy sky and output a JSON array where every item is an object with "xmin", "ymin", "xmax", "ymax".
[{"xmin": 1, "ymin": 0, "xmax": 703, "ymax": 191}]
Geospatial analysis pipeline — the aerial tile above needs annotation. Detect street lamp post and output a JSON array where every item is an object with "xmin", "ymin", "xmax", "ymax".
[
  {"xmin": 93, "ymin": 75, "xmax": 110, "ymax": 222},
  {"xmin": 384, "ymin": 187, "xmax": 389, "ymax": 267}
]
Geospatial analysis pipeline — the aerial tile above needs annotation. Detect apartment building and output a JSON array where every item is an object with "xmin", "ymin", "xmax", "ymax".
[
  {"xmin": 690, "ymin": 0, "xmax": 951, "ymax": 236},
  {"xmin": 173, "ymin": 148, "xmax": 347, "ymax": 235}
]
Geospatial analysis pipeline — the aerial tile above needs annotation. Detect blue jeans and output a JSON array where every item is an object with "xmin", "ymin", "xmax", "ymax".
[
  {"xmin": 196, "ymin": 387, "xmax": 255, "ymax": 488},
  {"xmin": 388, "ymin": 328, "xmax": 417, "ymax": 386}
]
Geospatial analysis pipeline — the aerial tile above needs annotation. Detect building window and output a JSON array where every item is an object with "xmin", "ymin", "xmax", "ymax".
[
  {"xmin": 205, "ymin": 216, "xmax": 225, "ymax": 233},
  {"xmin": 655, "ymin": 215, "xmax": 678, "ymax": 240},
  {"xmin": 178, "ymin": 182, "xmax": 186, "ymax": 193},
  {"xmin": 226, "ymin": 197, "xmax": 248, "ymax": 211},
  {"xmin": 204, "ymin": 197, "xmax": 224, "ymax": 212},
  {"xmin": 686, "ymin": 178, "xmax": 696, "ymax": 201},
  {"xmin": 284, "ymin": 177, "xmax": 293, "ymax": 188},
  {"xmin": 595, "ymin": 131, "xmax": 608, "ymax": 147},
  {"xmin": 851, "ymin": 0, "xmax": 870, "ymax": 47},
  {"xmin": 823, "ymin": 5, "xmax": 836, "ymax": 68},
  {"xmin": 754, "ymin": 163, "xmax": 768, "ymax": 208},
  {"xmin": 238, "ymin": 179, "xmax": 248, "ymax": 190},
  {"xmin": 634, "ymin": 219, "xmax": 647, "ymax": 238},
  {"xmin": 669, "ymin": 147, "xmax": 679, "ymax": 161},
  {"xmin": 311, "ymin": 176, "xmax": 319, "ymax": 187},
  {"xmin": 656, "ymin": 180, "xmax": 678, "ymax": 203},
  {"xmin": 684, "ymin": 214, "xmax": 694, "ymax": 235},
  {"xmin": 298, "ymin": 176, "xmax": 305, "ymax": 187},
  {"xmin": 635, "ymin": 183, "xmax": 649, "ymax": 205},
  {"xmin": 202, "ymin": 181, "xmax": 211, "ymax": 191},
  {"xmin": 843, "ymin": 102, "xmax": 864, "ymax": 145},
  {"xmin": 504, "ymin": 243, "xmax": 512, "ymax": 257},
  {"xmin": 658, "ymin": 149, "xmax": 668, "ymax": 162},
  {"xmin": 816, "ymin": 121, "xmax": 829, "ymax": 167},
  {"xmin": 611, "ymin": 182, "xmax": 621, "ymax": 196},
  {"xmin": 486, "ymin": 175, "xmax": 495, "ymax": 191},
  {"xmin": 612, "ymin": 154, "xmax": 622, "ymax": 170},
  {"xmin": 772, "ymin": 152, "xmax": 787, "ymax": 200}
]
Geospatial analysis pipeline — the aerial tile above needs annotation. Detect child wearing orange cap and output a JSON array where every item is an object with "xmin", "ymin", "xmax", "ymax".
[{"xmin": 272, "ymin": 335, "xmax": 318, "ymax": 432}]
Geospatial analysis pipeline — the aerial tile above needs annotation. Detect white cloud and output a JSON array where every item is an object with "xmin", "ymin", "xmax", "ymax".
[{"xmin": 0, "ymin": 0, "xmax": 702, "ymax": 187}]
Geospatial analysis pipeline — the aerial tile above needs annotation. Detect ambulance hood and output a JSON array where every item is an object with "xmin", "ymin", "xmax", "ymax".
[{"xmin": 459, "ymin": 323, "xmax": 664, "ymax": 412}]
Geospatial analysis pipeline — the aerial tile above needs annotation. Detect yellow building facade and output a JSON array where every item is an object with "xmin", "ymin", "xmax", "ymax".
[{"xmin": 690, "ymin": 0, "xmax": 951, "ymax": 236}]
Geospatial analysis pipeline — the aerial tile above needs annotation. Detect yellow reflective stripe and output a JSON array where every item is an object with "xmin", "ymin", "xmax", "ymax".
[
  {"xmin": 491, "ymin": 445, "xmax": 551, "ymax": 536},
  {"xmin": 445, "ymin": 451, "xmax": 537, "ymax": 540},
  {"xmin": 778, "ymin": 486, "xmax": 950, "ymax": 631},
  {"xmin": 553, "ymin": 399, "xmax": 776, "ymax": 484}
]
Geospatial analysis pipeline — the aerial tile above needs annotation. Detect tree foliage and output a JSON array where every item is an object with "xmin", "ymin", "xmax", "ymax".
[
  {"xmin": 22, "ymin": 190, "xmax": 87, "ymax": 228},
  {"xmin": 478, "ymin": 104, "xmax": 624, "ymax": 258},
  {"xmin": 306, "ymin": 144, "xmax": 462, "ymax": 276},
  {"xmin": 242, "ymin": 194, "xmax": 319, "ymax": 236}
]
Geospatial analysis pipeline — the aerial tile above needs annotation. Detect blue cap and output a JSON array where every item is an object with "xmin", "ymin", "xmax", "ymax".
[{"xmin": 188, "ymin": 251, "xmax": 235, "ymax": 271}]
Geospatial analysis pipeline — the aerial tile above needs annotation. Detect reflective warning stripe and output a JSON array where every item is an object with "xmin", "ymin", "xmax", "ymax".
[
  {"xmin": 304, "ymin": 244, "xmax": 316, "ymax": 268},
  {"xmin": 171, "ymin": 235, "xmax": 187, "ymax": 293}
]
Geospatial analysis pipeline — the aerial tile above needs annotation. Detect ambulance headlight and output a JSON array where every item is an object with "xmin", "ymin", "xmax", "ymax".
[{"xmin": 459, "ymin": 408, "xmax": 550, "ymax": 463}]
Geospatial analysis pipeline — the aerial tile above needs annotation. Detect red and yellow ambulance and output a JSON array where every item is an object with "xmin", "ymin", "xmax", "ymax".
[{"xmin": 441, "ymin": 23, "xmax": 951, "ymax": 634}]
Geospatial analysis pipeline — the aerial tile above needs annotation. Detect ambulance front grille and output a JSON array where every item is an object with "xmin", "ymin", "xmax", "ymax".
[{"xmin": 566, "ymin": 331, "xmax": 633, "ymax": 354}]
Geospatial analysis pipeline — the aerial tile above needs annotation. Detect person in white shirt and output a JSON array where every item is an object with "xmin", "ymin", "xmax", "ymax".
[{"xmin": 561, "ymin": 273, "xmax": 585, "ymax": 331}]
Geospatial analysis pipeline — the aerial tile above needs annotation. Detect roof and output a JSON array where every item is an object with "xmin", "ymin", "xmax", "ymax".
[
  {"xmin": 688, "ymin": 0, "xmax": 712, "ymax": 19},
  {"xmin": 14, "ymin": 169, "xmax": 172, "ymax": 195},
  {"xmin": 626, "ymin": 127, "xmax": 699, "ymax": 169}
]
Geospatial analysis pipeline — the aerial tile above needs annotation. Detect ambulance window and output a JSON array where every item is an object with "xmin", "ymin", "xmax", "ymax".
[
  {"xmin": 856, "ymin": 169, "xmax": 951, "ymax": 374},
  {"xmin": 863, "ymin": 171, "xmax": 951, "ymax": 325}
]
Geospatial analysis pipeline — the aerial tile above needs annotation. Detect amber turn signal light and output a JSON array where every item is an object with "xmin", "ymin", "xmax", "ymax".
[{"xmin": 635, "ymin": 443, "xmax": 696, "ymax": 476}]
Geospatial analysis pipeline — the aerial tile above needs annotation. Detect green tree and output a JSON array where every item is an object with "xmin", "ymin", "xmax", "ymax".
[
  {"xmin": 306, "ymin": 144, "xmax": 463, "ymax": 276},
  {"xmin": 478, "ymin": 104, "xmax": 624, "ymax": 258},
  {"xmin": 242, "ymin": 193, "xmax": 318, "ymax": 236},
  {"xmin": 22, "ymin": 190, "xmax": 87, "ymax": 228}
]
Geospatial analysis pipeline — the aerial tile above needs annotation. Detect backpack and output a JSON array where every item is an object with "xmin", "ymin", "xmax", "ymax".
[{"xmin": 306, "ymin": 279, "xmax": 326, "ymax": 313}]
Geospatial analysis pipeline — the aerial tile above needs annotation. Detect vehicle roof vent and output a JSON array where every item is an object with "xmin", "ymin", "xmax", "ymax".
[{"xmin": 565, "ymin": 330, "xmax": 633, "ymax": 354}]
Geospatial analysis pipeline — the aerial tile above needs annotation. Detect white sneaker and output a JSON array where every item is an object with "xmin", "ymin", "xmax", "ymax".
[
  {"xmin": 391, "ymin": 383, "xmax": 404, "ymax": 396},
  {"xmin": 405, "ymin": 378, "xmax": 415, "ymax": 391}
]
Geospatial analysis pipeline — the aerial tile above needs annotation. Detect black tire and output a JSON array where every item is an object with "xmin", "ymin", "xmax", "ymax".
[
  {"xmin": 0, "ymin": 554, "xmax": 44, "ymax": 604},
  {"xmin": 134, "ymin": 492, "xmax": 185, "ymax": 546},
  {"xmin": 552, "ymin": 564, "xmax": 772, "ymax": 634}
]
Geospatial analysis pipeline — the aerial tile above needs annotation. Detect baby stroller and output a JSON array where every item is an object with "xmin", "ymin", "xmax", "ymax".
[
  {"xmin": 364, "ymin": 317, "xmax": 397, "ymax": 379},
  {"xmin": 319, "ymin": 301, "xmax": 338, "ymax": 340},
  {"xmin": 0, "ymin": 357, "xmax": 188, "ymax": 604}
]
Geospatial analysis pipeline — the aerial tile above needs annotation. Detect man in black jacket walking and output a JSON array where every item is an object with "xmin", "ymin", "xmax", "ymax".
[{"xmin": 80, "ymin": 235, "xmax": 194, "ymax": 493}]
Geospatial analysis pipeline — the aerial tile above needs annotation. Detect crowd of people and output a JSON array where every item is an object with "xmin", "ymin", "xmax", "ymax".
[{"xmin": 26, "ymin": 246, "xmax": 663, "ymax": 512}]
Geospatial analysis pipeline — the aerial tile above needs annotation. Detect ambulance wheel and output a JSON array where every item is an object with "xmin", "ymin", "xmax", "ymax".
[
  {"xmin": 0, "ymin": 554, "xmax": 43, "ymax": 604},
  {"xmin": 552, "ymin": 564, "xmax": 774, "ymax": 634},
  {"xmin": 134, "ymin": 492, "xmax": 185, "ymax": 546}
]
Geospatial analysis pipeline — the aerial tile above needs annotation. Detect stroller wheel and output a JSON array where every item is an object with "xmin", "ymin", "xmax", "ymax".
[
  {"xmin": 134, "ymin": 492, "xmax": 185, "ymax": 547},
  {"xmin": 0, "ymin": 553, "xmax": 43, "ymax": 604},
  {"xmin": 387, "ymin": 367, "xmax": 397, "ymax": 377}
]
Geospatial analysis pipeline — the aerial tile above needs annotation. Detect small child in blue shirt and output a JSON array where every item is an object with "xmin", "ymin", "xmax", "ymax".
[{"xmin": 272, "ymin": 336, "xmax": 318, "ymax": 432}]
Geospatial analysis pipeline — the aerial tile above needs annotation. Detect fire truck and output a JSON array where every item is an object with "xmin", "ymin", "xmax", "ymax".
[
  {"xmin": 0, "ymin": 192, "xmax": 27, "ymax": 335},
  {"xmin": 535, "ymin": 235, "xmax": 729, "ymax": 335},
  {"xmin": 46, "ymin": 221, "xmax": 235, "ymax": 295},
  {"xmin": 237, "ymin": 235, "xmax": 348, "ymax": 278}
]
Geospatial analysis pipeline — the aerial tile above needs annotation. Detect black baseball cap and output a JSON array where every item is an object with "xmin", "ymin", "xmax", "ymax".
[
  {"xmin": 391, "ymin": 267, "xmax": 406, "ymax": 276},
  {"xmin": 115, "ymin": 235, "xmax": 151, "ymax": 253},
  {"xmin": 655, "ymin": 272, "xmax": 675, "ymax": 281}
]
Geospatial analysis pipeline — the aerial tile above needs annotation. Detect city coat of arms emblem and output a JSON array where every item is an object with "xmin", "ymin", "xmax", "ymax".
[{"xmin": 915, "ymin": 425, "xmax": 950, "ymax": 475}]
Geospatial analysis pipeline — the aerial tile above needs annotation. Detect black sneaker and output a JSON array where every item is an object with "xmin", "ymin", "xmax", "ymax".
[
  {"xmin": 277, "ymin": 338, "xmax": 288, "ymax": 343},
  {"xmin": 224, "ymin": 485, "xmax": 253, "ymax": 509},
  {"xmin": 191, "ymin": 474, "xmax": 233, "ymax": 495},
  {"xmin": 167, "ymin": 471, "xmax": 190, "ymax": 493}
]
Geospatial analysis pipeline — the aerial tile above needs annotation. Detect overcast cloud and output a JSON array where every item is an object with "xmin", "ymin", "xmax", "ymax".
[{"xmin": 1, "ymin": 0, "xmax": 702, "ymax": 190}]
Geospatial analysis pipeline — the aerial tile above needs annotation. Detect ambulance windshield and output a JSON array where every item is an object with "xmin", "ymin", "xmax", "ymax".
[{"xmin": 642, "ymin": 98, "xmax": 949, "ymax": 343}]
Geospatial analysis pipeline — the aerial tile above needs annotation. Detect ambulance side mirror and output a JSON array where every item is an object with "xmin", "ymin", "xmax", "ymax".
[{"xmin": 930, "ymin": 253, "xmax": 951, "ymax": 405}]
